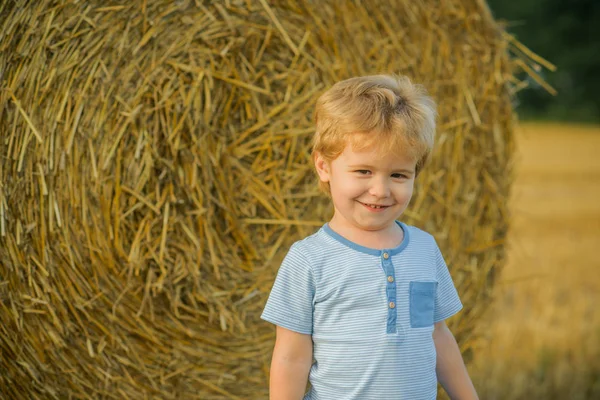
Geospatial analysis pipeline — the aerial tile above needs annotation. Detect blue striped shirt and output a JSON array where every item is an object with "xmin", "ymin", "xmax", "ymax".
[{"xmin": 261, "ymin": 221, "xmax": 463, "ymax": 399}]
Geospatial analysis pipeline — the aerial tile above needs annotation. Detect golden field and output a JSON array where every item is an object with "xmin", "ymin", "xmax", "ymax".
[{"xmin": 470, "ymin": 123, "xmax": 600, "ymax": 399}]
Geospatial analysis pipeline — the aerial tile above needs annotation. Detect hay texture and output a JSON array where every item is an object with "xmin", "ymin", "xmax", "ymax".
[{"xmin": 0, "ymin": 0, "xmax": 550, "ymax": 398}]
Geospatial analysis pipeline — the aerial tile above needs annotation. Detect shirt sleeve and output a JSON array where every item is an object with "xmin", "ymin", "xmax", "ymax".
[
  {"xmin": 260, "ymin": 242, "xmax": 315, "ymax": 335},
  {"xmin": 433, "ymin": 241, "xmax": 463, "ymax": 323}
]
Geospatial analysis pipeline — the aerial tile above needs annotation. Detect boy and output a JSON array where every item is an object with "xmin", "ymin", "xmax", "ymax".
[{"xmin": 261, "ymin": 75, "xmax": 479, "ymax": 399}]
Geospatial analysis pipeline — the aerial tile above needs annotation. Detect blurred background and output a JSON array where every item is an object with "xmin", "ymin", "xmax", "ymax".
[
  {"xmin": 470, "ymin": 0, "xmax": 600, "ymax": 398},
  {"xmin": 489, "ymin": 0, "xmax": 599, "ymax": 123}
]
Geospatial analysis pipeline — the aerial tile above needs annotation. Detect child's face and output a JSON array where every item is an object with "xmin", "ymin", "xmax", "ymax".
[{"xmin": 315, "ymin": 143, "xmax": 416, "ymax": 233}]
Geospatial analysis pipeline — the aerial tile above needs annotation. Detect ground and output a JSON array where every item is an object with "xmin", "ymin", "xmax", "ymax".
[{"xmin": 471, "ymin": 122, "xmax": 600, "ymax": 399}]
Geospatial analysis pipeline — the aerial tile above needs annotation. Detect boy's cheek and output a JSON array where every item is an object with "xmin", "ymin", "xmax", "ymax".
[
  {"xmin": 332, "ymin": 175, "xmax": 355, "ymax": 189},
  {"xmin": 339, "ymin": 181, "xmax": 364, "ymax": 196}
]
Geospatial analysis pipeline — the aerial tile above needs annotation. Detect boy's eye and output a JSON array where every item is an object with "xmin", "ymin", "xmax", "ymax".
[
  {"xmin": 391, "ymin": 173, "xmax": 406, "ymax": 179},
  {"xmin": 356, "ymin": 170, "xmax": 371, "ymax": 175}
]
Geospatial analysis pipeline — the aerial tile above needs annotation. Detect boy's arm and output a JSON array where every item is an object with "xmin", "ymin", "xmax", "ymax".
[
  {"xmin": 270, "ymin": 326, "xmax": 313, "ymax": 400},
  {"xmin": 433, "ymin": 320, "xmax": 479, "ymax": 400}
]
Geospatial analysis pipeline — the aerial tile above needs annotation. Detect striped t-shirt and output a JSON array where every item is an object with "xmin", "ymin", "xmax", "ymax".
[{"xmin": 261, "ymin": 221, "xmax": 463, "ymax": 399}]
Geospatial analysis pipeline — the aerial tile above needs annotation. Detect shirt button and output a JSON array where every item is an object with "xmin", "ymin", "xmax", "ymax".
[
  {"xmin": 387, "ymin": 276, "xmax": 394, "ymax": 283},
  {"xmin": 383, "ymin": 252, "xmax": 389, "ymax": 259},
  {"xmin": 389, "ymin": 302, "xmax": 395, "ymax": 309}
]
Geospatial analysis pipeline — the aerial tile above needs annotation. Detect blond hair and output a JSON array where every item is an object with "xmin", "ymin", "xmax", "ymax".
[{"xmin": 312, "ymin": 74, "xmax": 436, "ymax": 192}]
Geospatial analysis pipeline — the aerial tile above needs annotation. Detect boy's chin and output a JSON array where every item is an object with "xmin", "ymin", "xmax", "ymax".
[{"xmin": 355, "ymin": 220, "xmax": 399, "ymax": 232}]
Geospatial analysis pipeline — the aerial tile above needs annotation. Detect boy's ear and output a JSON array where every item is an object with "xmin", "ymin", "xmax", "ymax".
[{"xmin": 313, "ymin": 152, "xmax": 331, "ymax": 183}]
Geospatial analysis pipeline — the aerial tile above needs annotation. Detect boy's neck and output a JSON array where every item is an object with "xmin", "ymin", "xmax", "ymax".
[{"xmin": 327, "ymin": 218, "xmax": 404, "ymax": 250}]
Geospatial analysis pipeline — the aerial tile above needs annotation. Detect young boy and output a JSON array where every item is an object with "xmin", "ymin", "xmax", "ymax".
[{"xmin": 261, "ymin": 75, "xmax": 479, "ymax": 399}]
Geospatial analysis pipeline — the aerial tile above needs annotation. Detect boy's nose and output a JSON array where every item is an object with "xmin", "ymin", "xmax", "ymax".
[{"xmin": 369, "ymin": 178, "xmax": 390, "ymax": 198}]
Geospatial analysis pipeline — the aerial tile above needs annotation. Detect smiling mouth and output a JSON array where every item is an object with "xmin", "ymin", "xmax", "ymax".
[{"xmin": 359, "ymin": 202, "xmax": 392, "ymax": 209}]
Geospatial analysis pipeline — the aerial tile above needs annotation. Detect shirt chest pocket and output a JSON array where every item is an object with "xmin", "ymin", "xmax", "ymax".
[{"xmin": 409, "ymin": 281, "xmax": 438, "ymax": 328}]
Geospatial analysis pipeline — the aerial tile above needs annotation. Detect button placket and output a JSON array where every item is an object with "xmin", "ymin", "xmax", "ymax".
[{"xmin": 382, "ymin": 250, "xmax": 397, "ymax": 334}]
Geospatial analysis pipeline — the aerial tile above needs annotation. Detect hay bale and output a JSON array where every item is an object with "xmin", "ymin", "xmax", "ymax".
[{"xmin": 0, "ymin": 0, "xmax": 549, "ymax": 398}]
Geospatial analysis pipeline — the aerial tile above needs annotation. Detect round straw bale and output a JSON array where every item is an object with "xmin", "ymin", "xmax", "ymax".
[{"xmin": 0, "ymin": 0, "xmax": 542, "ymax": 398}]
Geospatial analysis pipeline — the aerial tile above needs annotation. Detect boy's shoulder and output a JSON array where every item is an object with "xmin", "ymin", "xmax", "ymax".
[
  {"xmin": 402, "ymin": 223, "xmax": 442, "ymax": 254},
  {"xmin": 288, "ymin": 226, "xmax": 329, "ymax": 255},
  {"xmin": 403, "ymin": 223, "xmax": 437, "ymax": 243}
]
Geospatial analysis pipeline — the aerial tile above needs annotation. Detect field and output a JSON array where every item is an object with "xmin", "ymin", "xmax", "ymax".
[{"xmin": 470, "ymin": 123, "xmax": 600, "ymax": 399}]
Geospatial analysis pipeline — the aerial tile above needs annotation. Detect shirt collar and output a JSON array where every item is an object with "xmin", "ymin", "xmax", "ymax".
[{"xmin": 321, "ymin": 220, "xmax": 410, "ymax": 256}]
